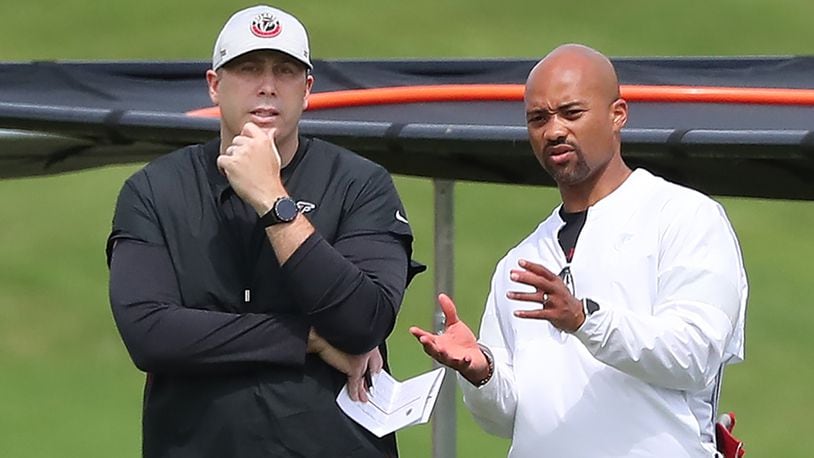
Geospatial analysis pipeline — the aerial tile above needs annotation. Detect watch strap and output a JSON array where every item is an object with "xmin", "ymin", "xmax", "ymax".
[{"xmin": 582, "ymin": 298, "xmax": 600, "ymax": 317}]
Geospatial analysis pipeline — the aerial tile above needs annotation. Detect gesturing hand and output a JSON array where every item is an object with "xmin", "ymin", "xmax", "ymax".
[
  {"xmin": 216, "ymin": 122, "xmax": 285, "ymax": 214},
  {"xmin": 508, "ymin": 259, "xmax": 585, "ymax": 332},
  {"xmin": 409, "ymin": 294, "xmax": 490, "ymax": 385}
]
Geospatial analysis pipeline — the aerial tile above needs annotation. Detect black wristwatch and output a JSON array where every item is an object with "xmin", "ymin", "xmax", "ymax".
[
  {"xmin": 582, "ymin": 298, "xmax": 600, "ymax": 317},
  {"xmin": 260, "ymin": 196, "xmax": 299, "ymax": 227}
]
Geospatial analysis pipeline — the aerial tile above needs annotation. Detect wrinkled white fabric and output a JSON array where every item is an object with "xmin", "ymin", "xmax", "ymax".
[{"xmin": 460, "ymin": 169, "xmax": 747, "ymax": 458}]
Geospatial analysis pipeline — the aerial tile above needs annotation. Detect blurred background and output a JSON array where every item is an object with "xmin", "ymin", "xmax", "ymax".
[{"xmin": 1, "ymin": 0, "xmax": 813, "ymax": 456}]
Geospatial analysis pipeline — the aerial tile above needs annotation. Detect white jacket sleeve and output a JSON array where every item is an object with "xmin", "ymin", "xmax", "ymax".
[
  {"xmin": 573, "ymin": 200, "xmax": 748, "ymax": 391},
  {"xmin": 458, "ymin": 260, "xmax": 518, "ymax": 438}
]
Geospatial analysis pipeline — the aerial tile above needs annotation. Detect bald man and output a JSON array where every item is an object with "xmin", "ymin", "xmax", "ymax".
[{"xmin": 410, "ymin": 44, "xmax": 747, "ymax": 457}]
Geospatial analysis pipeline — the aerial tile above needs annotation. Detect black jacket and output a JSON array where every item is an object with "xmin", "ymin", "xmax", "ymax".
[{"xmin": 107, "ymin": 137, "xmax": 416, "ymax": 457}]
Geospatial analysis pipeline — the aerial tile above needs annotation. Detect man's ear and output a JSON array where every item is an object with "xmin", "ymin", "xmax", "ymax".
[
  {"xmin": 302, "ymin": 73, "xmax": 315, "ymax": 111},
  {"xmin": 206, "ymin": 69, "xmax": 220, "ymax": 106},
  {"xmin": 611, "ymin": 98, "xmax": 628, "ymax": 131}
]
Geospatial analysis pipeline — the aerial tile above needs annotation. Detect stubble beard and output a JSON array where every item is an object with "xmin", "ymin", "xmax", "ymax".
[{"xmin": 543, "ymin": 148, "xmax": 591, "ymax": 186}]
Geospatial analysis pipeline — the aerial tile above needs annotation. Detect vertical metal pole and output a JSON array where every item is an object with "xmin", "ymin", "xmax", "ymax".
[{"xmin": 432, "ymin": 178, "xmax": 456, "ymax": 458}]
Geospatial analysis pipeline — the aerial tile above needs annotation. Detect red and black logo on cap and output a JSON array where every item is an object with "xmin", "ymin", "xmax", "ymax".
[{"xmin": 250, "ymin": 12, "xmax": 282, "ymax": 38}]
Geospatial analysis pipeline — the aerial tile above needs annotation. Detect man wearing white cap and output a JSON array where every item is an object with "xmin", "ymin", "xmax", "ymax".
[{"xmin": 107, "ymin": 5, "xmax": 417, "ymax": 457}]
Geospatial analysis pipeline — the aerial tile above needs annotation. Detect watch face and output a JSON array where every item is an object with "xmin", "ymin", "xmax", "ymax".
[{"xmin": 274, "ymin": 197, "xmax": 299, "ymax": 222}]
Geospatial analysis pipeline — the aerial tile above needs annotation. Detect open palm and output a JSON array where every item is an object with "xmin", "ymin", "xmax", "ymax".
[{"xmin": 409, "ymin": 294, "xmax": 489, "ymax": 383}]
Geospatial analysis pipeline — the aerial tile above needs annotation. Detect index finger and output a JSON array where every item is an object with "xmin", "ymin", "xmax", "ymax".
[
  {"xmin": 518, "ymin": 259, "xmax": 557, "ymax": 279},
  {"xmin": 241, "ymin": 121, "xmax": 262, "ymax": 137},
  {"xmin": 409, "ymin": 326, "xmax": 435, "ymax": 340}
]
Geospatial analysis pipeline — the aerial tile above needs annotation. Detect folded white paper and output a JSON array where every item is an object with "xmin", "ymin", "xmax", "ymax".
[{"xmin": 336, "ymin": 367, "xmax": 446, "ymax": 437}]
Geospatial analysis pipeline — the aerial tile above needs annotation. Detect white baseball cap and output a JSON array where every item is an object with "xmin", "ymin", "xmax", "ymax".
[{"xmin": 212, "ymin": 5, "xmax": 312, "ymax": 71}]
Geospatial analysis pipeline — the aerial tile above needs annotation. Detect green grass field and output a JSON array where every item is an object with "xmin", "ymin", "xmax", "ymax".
[{"xmin": 2, "ymin": 0, "xmax": 814, "ymax": 456}]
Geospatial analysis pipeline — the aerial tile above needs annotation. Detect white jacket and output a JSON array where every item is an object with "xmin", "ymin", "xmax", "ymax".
[{"xmin": 460, "ymin": 169, "xmax": 748, "ymax": 458}]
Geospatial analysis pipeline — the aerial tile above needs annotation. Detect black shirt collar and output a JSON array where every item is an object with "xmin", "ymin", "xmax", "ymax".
[
  {"xmin": 203, "ymin": 138, "xmax": 230, "ymax": 201},
  {"xmin": 558, "ymin": 206, "xmax": 588, "ymax": 223}
]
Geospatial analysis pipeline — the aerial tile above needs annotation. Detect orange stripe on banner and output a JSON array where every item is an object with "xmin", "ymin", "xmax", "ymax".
[
  {"xmin": 186, "ymin": 84, "xmax": 814, "ymax": 118},
  {"xmin": 621, "ymin": 85, "xmax": 814, "ymax": 105}
]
